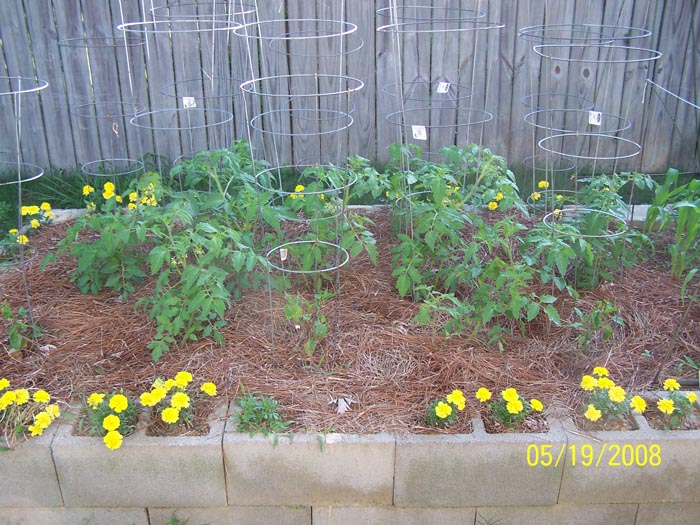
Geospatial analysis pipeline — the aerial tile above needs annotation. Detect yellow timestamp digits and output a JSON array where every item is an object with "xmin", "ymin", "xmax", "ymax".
[{"xmin": 526, "ymin": 443, "xmax": 661, "ymax": 467}]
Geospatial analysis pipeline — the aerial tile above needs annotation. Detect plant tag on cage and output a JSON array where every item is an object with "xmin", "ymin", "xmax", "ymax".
[
  {"xmin": 589, "ymin": 111, "xmax": 602, "ymax": 126},
  {"xmin": 436, "ymin": 82, "xmax": 450, "ymax": 94},
  {"xmin": 183, "ymin": 96, "xmax": 197, "ymax": 109},
  {"xmin": 412, "ymin": 125, "xmax": 427, "ymax": 141},
  {"xmin": 279, "ymin": 248, "xmax": 288, "ymax": 262}
]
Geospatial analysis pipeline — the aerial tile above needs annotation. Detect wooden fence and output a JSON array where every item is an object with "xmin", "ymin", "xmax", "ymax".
[{"xmin": 0, "ymin": 0, "xmax": 698, "ymax": 176}]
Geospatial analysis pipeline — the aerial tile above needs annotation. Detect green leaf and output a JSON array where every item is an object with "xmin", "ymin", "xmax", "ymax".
[
  {"xmin": 526, "ymin": 301, "xmax": 540, "ymax": 322},
  {"xmin": 396, "ymin": 274, "xmax": 411, "ymax": 297},
  {"xmin": 539, "ymin": 295, "xmax": 557, "ymax": 304},
  {"xmin": 149, "ymin": 246, "xmax": 169, "ymax": 275},
  {"xmin": 543, "ymin": 304, "xmax": 561, "ymax": 325}
]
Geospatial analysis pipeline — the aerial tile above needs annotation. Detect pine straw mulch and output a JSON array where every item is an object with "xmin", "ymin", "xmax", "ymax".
[{"xmin": 1, "ymin": 208, "xmax": 699, "ymax": 435}]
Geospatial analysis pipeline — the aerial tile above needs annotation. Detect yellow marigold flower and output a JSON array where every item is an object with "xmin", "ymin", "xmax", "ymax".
[
  {"xmin": 608, "ymin": 386, "xmax": 626, "ymax": 403},
  {"xmin": 40, "ymin": 202, "xmax": 51, "ymax": 211},
  {"xmin": 434, "ymin": 401, "xmax": 452, "ymax": 419},
  {"xmin": 102, "ymin": 414, "xmax": 121, "ymax": 432},
  {"xmin": 174, "ymin": 371, "xmax": 193, "ymax": 388},
  {"xmin": 109, "ymin": 394, "xmax": 129, "ymax": 413},
  {"xmin": 128, "ymin": 191, "xmax": 138, "ymax": 202},
  {"xmin": 21, "ymin": 205, "xmax": 40, "ymax": 216},
  {"xmin": 45, "ymin": 404, "xmax": 61, "ymax": 420},
  {"xmin": 28, "ymin": 424, "xmax": 44, "ymax": 436},
  {"xmin": 506, "ymin": 399, "xmax": 524, "ymax": 414},
  {"xmin": 446, "ymin": 389, "xmax": 466, "ymax": 411},
  {"xmin": 487, "ymin": 201, "xmax": 498, "ymax": 211},
  {"xmin": 553, "ymin": 209, "xmax": 563, "ymax": 219},
  {"xmin": 33, "ymin": 390, "xmax": 50, "ymax": 403},
  {"xmin": 501, "ymin": 388, "xmax": 519, "ymax": 403},
  {"xmin": 8, "ymin": 228, "xmax": 18, "ymax": 235},
  {"xmin": 593, "ymin": 366, "xmax": 609, "ymax": 377},
  {"xmin": 87, "ymin": 393, "xmax": 105, "ymax": 409},
  {"xmin": 200, "ymin": 382, "xmax": 217, "ymax": 397},
  {"xmin": 127, "ymin": 203, "xmax": 137, "ymax": 210},
  {"xmin": 14, "ymin": 388, "xmax": 29, "ymax": 405},
  {"xmin": 687, "ymin": 392, "xmax": 698, "ymax": 404},
  {"xmin": 33, "ymin": 411, "xmax": 52, "ymax": 430},
  {"xmin": 170, "ymin": 392, "xmax": 190, "ymax": 409},
  {"xmin": 102, "ymin": 181, "xmax": 116, "ymax": 200},
  {"xmin": 0, "ymin": 378, "xmax": 10, "ymax": 391},
  {"xmin": 475, "ymin": 387, "xmax": 492, "ymax": 402},
  {"xmin": 294, "ymin": 184, "xmax": 305, "ymax": 193},
  {"xmin": 161, "ymin": 406, "xmax": 180, "ymax": 424},
  {"xmin": 3, "ymin": 390, "xmax": 17, "ymax": 404},
  {"xmin": 584, "ymin": 404, "xmax": 602, "ymax": 422},
  {"xmin": 0, "ymin": 396, "xmax": 11, "ymax": 411},
  {"xmin": 537, "ymin": 180, "xmax": 550, "ymax": 189},
  {"xmin": 531, "ymin": 192, "xmax": 541, "ymax": 201},
  {"xmin": 530, "ymin": 399, "xmax": 544, "ymax": 412},
  {"xmin": 148, "ymin": 196, "xmax": 157, "ymax": 206},
  {"xmin": 163, "ymin": 379, "xmax": 176, "ymax": 391},
  {"xmin": 16, "ymin": 235, "xmax": 29, "ymax": 245},
  {"xmin": 44, "ymin": 210, "xmax": 54, "ymax": 219},
  {"xmin": 580, "ymin": 375, "xmax": 597, "ymax": 391},
  {"xmin": 289, "ymin": 194, "xmax": 297, "ymax": 200},
  {"xmin": 663, "ymin": 378, "xmax": 681, "ymax": 392},
  {"xmin": 82, "ymin": 185, "xmax": 95, "ymax": 196},
  {"xmin": 30, "ymin": 219, "xmax": 40, "ymax": 229},
  {"xmin": 115, "ymin": 195, "xmax": 123, "ymax": 203},
  {"xmin": 495, "ymin": 192, "xmax": 504, "ymax": 202},
  {"xmin": 556, "ymin": 194, "xmax": 563, "ymax": 201},
  {"xmin": 151, "ymin": 387, "xmax": 167, "ymax": 403},
  {"xmin": 103, "ymin": 430, "xmax": 123, "ymax": 450},
  {"xmin": 657, "ymin": 398, "xmax": 675, "ymax": 415},
  {"xmin": 139, "ymin": 392, "xmax": 156, "ymax": 407},
  {"xmin": 597, "ymin": 377, "xmax": 615, "ymax": 390},
  {"xmin": 630, "ymin": 395, "xmax": 647, "ymax": 414}
]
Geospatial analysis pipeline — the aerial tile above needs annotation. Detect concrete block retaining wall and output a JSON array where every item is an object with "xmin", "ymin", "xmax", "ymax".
[{"xmin": 2, "ymin": 399, "xmax": 699, "ymax": 525}]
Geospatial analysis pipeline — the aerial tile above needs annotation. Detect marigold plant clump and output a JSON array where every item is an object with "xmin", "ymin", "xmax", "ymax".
[
  {"xmin": 79, "ymin": 391, "xmax": 138, "ymax": 450},
  {"xmin": 475, "ymin": 386, "xmax": 543, "ymax": 429},
  {"xmin": 0, "ymin": 378, "xmax": 60, "ymax": 449},
  {"xmin": 425, "ymin": 389, "xmax": 467, "ymax": 427}
]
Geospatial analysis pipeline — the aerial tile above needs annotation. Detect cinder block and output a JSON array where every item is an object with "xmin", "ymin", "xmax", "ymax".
[
  {"xmin": 312, "ymin": 506, "xmax": 475, "ymax": 525},
  {"xmin": 0, "ymin": 507, "xmax": 148, "ymax": 525},
  {"xmin": 474, "ymin": 503, "xmax": 638, "ymax": 525},
  {"xmin": 394, "ymin": 418, "xmax": 566, "ymax": 507},
  {"xmin": 559, "ymin": 417, "xmax": 700, "ymax": 504},
  {"xmin": 0, "ymin": 426, "xmax": 63, "ymax": 507},
  {"xmin": 223, "ymin": 432, "xmax": 395, "ymax": 506},
  {"xmin": 51, "ymin": 403, "xmax": 228, "ymax": 508},
  {"xmin": 636, "ymin": 502, "xmax": 700, "ymax": 525},
  {"xmin": 148, "ymin": 506, "xmax": 311, "ymax": 525}
]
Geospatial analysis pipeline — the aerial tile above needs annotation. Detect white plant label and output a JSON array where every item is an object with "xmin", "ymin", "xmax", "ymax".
[
  {"xmin": 589, "ymin": 111, "xmax": 602, "ymax": 126},
  {"xmin": 279, "ymin": 248, "xmax": 288, "ymax": 262},
  {"xmin": 183, "ymin": 96, "xmax": 197, "ymax": 109},
  {"xmin": 437, "ymin": 82, "xmax": 450, "ymax": 94},
  {"xmin": 412, "ymin": 125, "xmax": 427, "ymax": 141}
]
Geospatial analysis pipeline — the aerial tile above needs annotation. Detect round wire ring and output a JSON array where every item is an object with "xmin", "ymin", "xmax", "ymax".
[
  {"xmin": 382, "ymin": 81, "xmax": 472, "ymax": 103},
  {"xmin": 519, "ymin": 23, "xmax": 651, "ymax": 43},
  {"xmin": 377, "ymin": 17, "xmax": 504, "ymax": 34},
  {"xmin": 523, "ymin": 154, "xmax": 577, "ymax": 174},
  {"xmin": 0, "ymin": 162, "xmax": 44, "ymax": 186},
  {"xmin": 543, "ymin": 207, "xmax": 628, "ymax": 239},
  {"xmin": 249, "ymin": 109, "xmax": 353, "ymax": 136},
  {"xmin": 0, "ymin": 76, "xmax": 49, "ymax": 97},
  {"xmin": 533, "ymin": 43, "xmax": 662, "ymax": 63},
  {"xmin": 234, "ymin": 19, "xmax": 358, "ymax": 41},
  {"xmin": 240, "ymin": 74, "xmax": 364, "ymax": 99},
  {"xmin": 267, "ymin": 31, "xmax": 364, "ymax": 57},
  {"xmin": 129, "ymin": 108, "xmax": 233, "ymax": 131},
  {"xmin": 538, "ymin": 133, "xmax": 642, "ymax": 161},
  {"xmin": 521, "ymin": 93, "xmax": 594, "ymax": 111},
  {"xmin": 266, "ymin": 240, "xmax": 349, "ymax": 274},
  {"xmin": 255, "ymin": 165, "xmax": 357, "ymax": 197},
  {"xmin": 70, "ymin": 101, "xmax": 145, "ymax": 119},
  {"xmin": 161, "ymin": 77, "xmax": 244, "ymax": 99},
  {"xmin": 524, "ymin": 108, "xmax": 632, "ymax": 134},
  {"xmin": 58, "ymin": 36, "xmax": 144, "ymax": 48},
  {"xmin": 118, "ymin": 19, "xmax": 243, "ymax": 35},
  {"xmin": 385, "ymin": 107, "xmax": 493, "ymax": 128},
  {"xmin": 81, "ymin": 159, "xmax": 145, "ymax": 177},
  {"xmin": 376, "ymin": 5, "xmax": 486, "ymax": 23}
]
